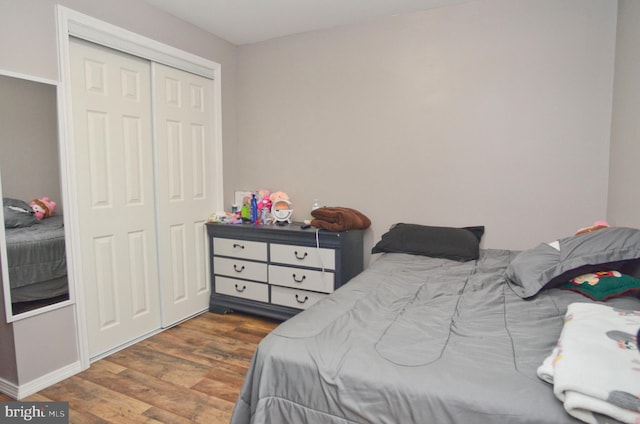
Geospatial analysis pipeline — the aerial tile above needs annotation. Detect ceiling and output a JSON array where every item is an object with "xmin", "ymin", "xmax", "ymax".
[{"xmin": 143, "ymin": 0, "xmax": 473, "ymax": 45}]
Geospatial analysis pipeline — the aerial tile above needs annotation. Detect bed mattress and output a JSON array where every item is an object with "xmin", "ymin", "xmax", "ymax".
[
  {"xmin": 232, "ymin": 250, "xmax": 640, "ymax": 424},
  {"xmin": 5, "ymin": 215, "xmax": 67, "ymax": 290}
]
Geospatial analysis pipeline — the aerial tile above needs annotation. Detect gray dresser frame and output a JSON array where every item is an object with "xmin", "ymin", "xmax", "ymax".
[{"xmin": 206, "ymin": 222, "xmax": 364, "ymax": 321}]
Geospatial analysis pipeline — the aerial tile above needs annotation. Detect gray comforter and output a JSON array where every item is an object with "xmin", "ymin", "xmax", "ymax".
[
  {"xmin": 5, "ymin": 215, "xmax": 67, "ymax": 289},
  {"xmin": 232, "ymin": 250, "xmax": 640, "ymax": 424}
]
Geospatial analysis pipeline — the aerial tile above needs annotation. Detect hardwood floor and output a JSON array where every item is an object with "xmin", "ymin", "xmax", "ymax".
[{"xmin": 0, "ymin": 312, "xmax": 280, "ymax": 423}]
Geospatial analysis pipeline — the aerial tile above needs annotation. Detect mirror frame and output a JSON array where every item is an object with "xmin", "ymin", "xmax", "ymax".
[{"xmin": 0, "ymin": 69, "xmax": 74, "ymax": 323}]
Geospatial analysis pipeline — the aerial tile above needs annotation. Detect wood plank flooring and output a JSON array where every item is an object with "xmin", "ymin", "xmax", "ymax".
[{"xmin": 0, "ymin": 312, "xmax": 280, "ymax": 423}]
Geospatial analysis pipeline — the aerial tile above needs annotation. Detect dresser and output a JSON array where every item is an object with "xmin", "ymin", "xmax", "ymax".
[{"xmin": 206, "ymin": 222, "xmax": 364, "ymax": 320}]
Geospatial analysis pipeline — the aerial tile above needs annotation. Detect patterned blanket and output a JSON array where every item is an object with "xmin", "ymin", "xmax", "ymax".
[{"xmin": 538, "ymin": 302, "xmax": 640, "ymax": 424}]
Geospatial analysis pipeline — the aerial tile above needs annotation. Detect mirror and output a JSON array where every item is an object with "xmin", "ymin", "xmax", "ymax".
[{"xmin": 0, "ymin": 72, "xmax": 70, "ymax": 321}]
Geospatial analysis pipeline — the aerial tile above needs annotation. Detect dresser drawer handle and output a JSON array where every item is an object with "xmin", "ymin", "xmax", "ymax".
[
  {"xmin": 233, "ymin": 243, "xmax": 245, "ymax": 249},
  {"xmin": 292, "ymin": 274, "xmax": 306, "ymax": 283},
  {"xmin": 234, "ymin": 284, "xmax": 246, "ymax": 293},
  {"xmin": 233, "ymin": 264, "xmax": 245, "ymax": 273},
  {"xmin": 295, "ymin": 294, "xmax": 309, "ymax": 304},
  {"xmin": 294, "ymin": 251, "xmax": 308, "ymax": 260}
]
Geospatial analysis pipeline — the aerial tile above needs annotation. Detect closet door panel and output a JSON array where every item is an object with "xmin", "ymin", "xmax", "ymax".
[
  {"xmin": 70, "ymin": 38, "xmax": 161, "ymax": 358},
  {"xmin": 122, "ymin": 116, "xmax": 145, "ymax": 204},
  {"xmin": 154, "ymin": 63, "xmax": 214, "ymax": 326}
]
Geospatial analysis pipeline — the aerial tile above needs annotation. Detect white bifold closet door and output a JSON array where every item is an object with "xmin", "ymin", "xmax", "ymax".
[
  {"xmin": 153, "ymin": 63, "xmax": 213, "ymax": 327},
  {"xmin": 70, "ymin": 38, "xmax": 213, "ymax": 359}
]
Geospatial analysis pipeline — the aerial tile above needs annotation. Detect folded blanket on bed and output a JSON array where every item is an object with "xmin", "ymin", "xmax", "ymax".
[
  {"xmin": 537, "ymin": 302, "xmax": 640, "ymax": 424},
  {"xmin": 310, "ymin": 207, "xmax": 370, "ymax": 232}
]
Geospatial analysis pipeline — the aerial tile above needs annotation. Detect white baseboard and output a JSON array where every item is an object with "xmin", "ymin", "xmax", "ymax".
[
  {"xmin": 0, "ymin": 377, "xmax": 19, "ymax": 399},
  {"xmin": 0, "ymin": 361, "xmax": 82, "ymax": 400}
]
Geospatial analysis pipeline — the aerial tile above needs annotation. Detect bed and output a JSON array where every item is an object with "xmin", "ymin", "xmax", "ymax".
[
  {"xmin": 3, "ymin": 197, "xmax": 68, "ymax": 311},
  {"xmin": 231, "ymin": 224, "xmax": 640, "ymax": 424}
]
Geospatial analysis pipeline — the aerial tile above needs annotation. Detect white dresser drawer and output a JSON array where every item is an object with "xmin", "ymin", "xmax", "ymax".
[
  {"xmin": 268, "ymin": 265, "xmax": 335, "ymax": 293},
  {"xmin": 215, "ymin": 277, "xmax": 269, "ymax": 302},
  {"xmin": 271, "ymin": 286, "xmax": 327, "ymax": 310},
  {"xmin": 270, "ymin": 243, "xmax": 335, "ymax": 270},
  {"xmin": 214, "ymin": 237, "xmax": 267, "ymax": 261},
  {"xmin": 207, "ymin": 222, "xmax": 364, "ymax": 320},
  {"xmin": 214, "ymin": 257, "xmax": 268, "ymax": 282}
]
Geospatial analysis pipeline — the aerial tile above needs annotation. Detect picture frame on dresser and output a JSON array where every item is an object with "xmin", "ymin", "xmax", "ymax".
[{"xmin": 206, "ymin": 222, "xmax": 364, "ymax": 321}]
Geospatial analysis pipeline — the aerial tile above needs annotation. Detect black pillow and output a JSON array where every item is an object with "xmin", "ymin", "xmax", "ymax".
[
  {"xmin": 371, "ymin": 223, "xmax": 484, "ymax": 262},
  {"xmin": 3, "ymin": 197, "xmax": 37, "ymax": 228}
]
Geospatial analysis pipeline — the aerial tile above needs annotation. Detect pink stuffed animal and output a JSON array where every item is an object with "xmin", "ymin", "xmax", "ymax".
[
  {"xmin": 269, "ymin": 191, "xmax": 289, "ymax": 203},
  {"xmin": 31, "ymin": 197, "xmax": 56, "ymax": 220},
  {"xmin": 575, "ymin": 220, "xmax": 609, "ymax": 235}
]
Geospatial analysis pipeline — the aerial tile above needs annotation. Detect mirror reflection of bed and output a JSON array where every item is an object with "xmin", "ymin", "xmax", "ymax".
[
  {"xmin": 0, "ymin": 73, "xmax": 69, "ymax": 318},
  {"xmin": 4, "ymin": 199, "xmax": 68, "ymax": 315}
]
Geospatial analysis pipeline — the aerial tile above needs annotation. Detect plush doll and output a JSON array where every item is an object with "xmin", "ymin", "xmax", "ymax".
[
  {"xmin": 31, "ymin": 197, "xmax": 56, "ymax": 220},
  {"xmin": 256, "ymin": 188, "xmax": 271, "ymax": 204},
  {"xmin": 259, "ymin": 196, "xmax": 272, "ymax": 212},
  {"xmin": 269, "ymin": 191, "xmax": 289, "ymax": 203},
  {"xmin": 571, "ymin": 270, "xmax": 621, "ymax": 286},
  {"xmin": 575, "ymin": 220, "xmax": 609, "ymax": 236}
]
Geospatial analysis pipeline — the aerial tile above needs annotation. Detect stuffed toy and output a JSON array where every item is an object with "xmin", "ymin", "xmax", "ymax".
[
  {"xmin": 259, "ymin": 197, "xmax": 272, "ymax": 212},
  {"xmin": 269, "ymin": 191, "xmax": 289, "ymax": 203},
  {"xmin": 256, "ymin": 188, "xmax": 271, "ymax": 204},
  {"xmin": 575, "ymin": 220, "xmax": 609, "ymax": 236},
  {"xmin": 571, "ymin": 270, "xmax": 621, "ymax": 286},
  {"xmin": 252, "ymin": 189, "xmax": 272, "ymax": 212},
  {"xmin": 31, "ymin": 197, "xmax": 56, "ymax": 220}
]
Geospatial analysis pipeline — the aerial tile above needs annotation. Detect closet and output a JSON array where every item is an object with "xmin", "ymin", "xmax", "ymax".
[{"xmin": 69, "ymin": 38, "xmax": 215, "ymax": 358}]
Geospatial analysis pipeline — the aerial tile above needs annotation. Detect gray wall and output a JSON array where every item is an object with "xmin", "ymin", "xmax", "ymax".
[
  {"xmin": 608, "ymin": 0, "xmax": 640, "ymax": 228},
  {"xmin": 0, "ymin": 76, "xmax": 62, "ymax": 209},
  {"xmin": 12, "ymin": 307, "xmax": 79, "ymax": 384},
  {"xmin": 235, "ymin": 0, "xmax": 617, "ymax": 253}
]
